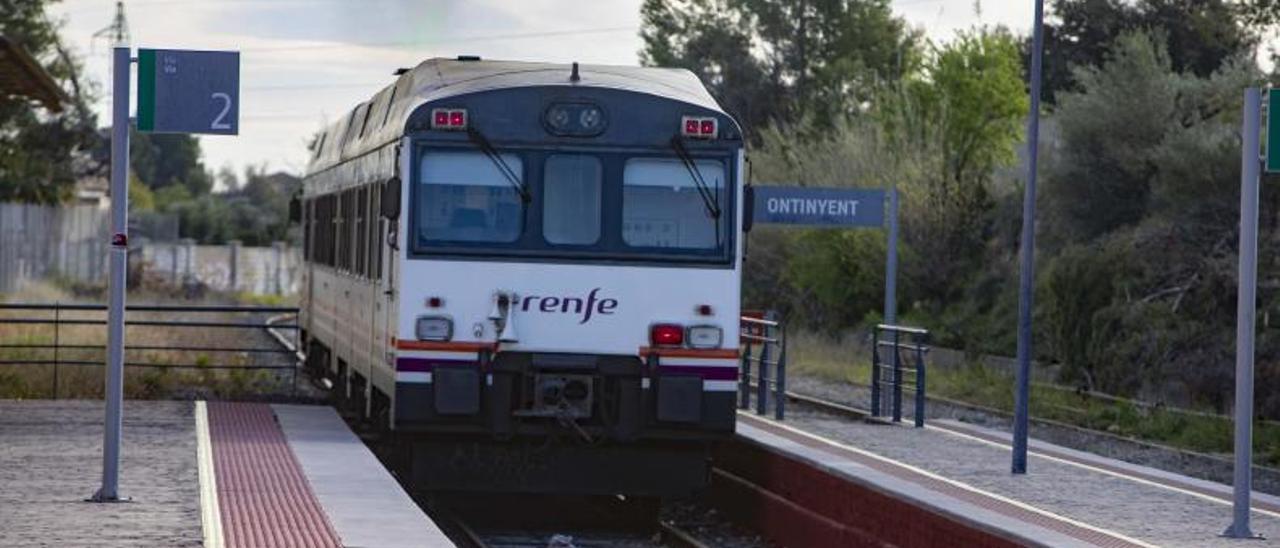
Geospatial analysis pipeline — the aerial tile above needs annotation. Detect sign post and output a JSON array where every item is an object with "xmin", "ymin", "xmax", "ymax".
[
  {"xmin": 91, "ymin": 45, "xmax": 131, "ymax": 503},
  {"xmin": 1224, "ymin": 87, "xmax": 1263, "ymax": 539},
  {"xmin": 91, "ymin": 46, "xmax": 238, "ymax": 503}
]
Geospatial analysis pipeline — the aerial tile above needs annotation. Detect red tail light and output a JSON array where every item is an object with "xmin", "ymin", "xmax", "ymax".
[
  {"xmin": 431, "ymin": 108, "xmax": 468, "ymax": 130},
  {"xmin": 681, "ymin": 115, "xmax": 717, "ymax": 139},
  {"xmin": 650, "ymin": 323, "xmax": 684, "ymax": 347}
]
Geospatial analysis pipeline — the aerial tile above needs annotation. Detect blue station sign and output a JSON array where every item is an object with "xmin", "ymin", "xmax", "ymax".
[
  {"xmin": 752, "ymin": 186, "xmax": 886, "ymax": 227},
  {"xmin": 137, "ymin": 49, "xmax": 239, "ymax": 135}
]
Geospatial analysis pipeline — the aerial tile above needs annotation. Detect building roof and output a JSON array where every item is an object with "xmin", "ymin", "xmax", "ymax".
[
  {"xmin": 0, "ymin": 36, "xmax": 67, "ymax": 113},
  {"xmin": 308, "ymin": 58, "xmax": 726, "ymax": 172}
]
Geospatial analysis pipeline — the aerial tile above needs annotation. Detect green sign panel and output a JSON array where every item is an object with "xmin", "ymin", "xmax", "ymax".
[
  {"xmin": 137, "ymin": 49, "xmax": 239, "ymax": 135},
  {"xmin": 1268, "ymin": 88, "xmax": 1280, "ymax": 173}
]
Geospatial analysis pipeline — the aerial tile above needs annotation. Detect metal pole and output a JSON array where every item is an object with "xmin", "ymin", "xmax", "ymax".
[
  {"xmin": 1012, "ymin": 0, "xmax": 1046, "ymax": 476},
  {"xmin": 757, "ymin": 323, "xmax": 771, "ymax": 416},
  {"xmin": 775, "ymin": 324, "xmax": 787, "ymax": 421},
  {"xmin": 914, "ymin": 335, "xmax": 925, "ymax": 428},
  {"xmin": 740, "ymin": 337, "xmax": 753, "ymax": 410},
  {"xmin": 870, "ymin": 327, "xmax": 881, "ymax": 417},
  {"xmin": 892, "ymin": 330, "xmax": 902, "ymax": 423},
  {"xmin": 1224, "ymin": 87, "xmax": 1262, "ymax": 539},
  {"xmin": 52, "ymin": 303, "xmax": 60, "ymax": 399},
  {"xmin": 884, "ymin": 188, "xmax": 898, "ymax": 325},
  {"xmin": 94, "ymin": 45, "xmax": 130, "ymax": 503}
]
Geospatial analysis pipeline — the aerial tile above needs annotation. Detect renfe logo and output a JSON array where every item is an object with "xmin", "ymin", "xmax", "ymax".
[{"xmin": 521, "ymin": 288, "xmax": 618, "ymax": 324}]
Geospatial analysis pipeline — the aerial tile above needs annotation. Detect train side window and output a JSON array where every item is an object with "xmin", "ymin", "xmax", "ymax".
[
  {"xmin": 337, "ymin": 192, "xmax": 347, "ymax": 271},
  {"xmin": 302, "ymin": 199, "xmax": 311, "ymax": 261},
  {"xmin": 356, "ymin": 187, "xmax": 367, "ymax": 277},
  {"xmin": 343, "ymin": 189, "xmax": 355, "ymax": 272},
  {"xmin": 543, "ymin": 155, "xmax": 602, "ymax": 245},
  {"xmin": 370, "ymin": 184, "xmax": 382, "ymax": 281}
]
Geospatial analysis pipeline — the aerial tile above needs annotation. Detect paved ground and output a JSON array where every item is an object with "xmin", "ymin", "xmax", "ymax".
[
  {"xmin": 0, "ymin": 400, "xmax": 202, "ymax": 547},
  {"xmin": 776, "ymin": 406, "xmax": 1280, "ymax": 547},
  {"xmin": 787, "ymin": 373, "xmax": 1280, "ymax": 495}
]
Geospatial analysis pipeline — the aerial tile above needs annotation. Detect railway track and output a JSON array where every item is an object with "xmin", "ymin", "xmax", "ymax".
[{"xmin": 432, "ymin": 502, "xmax": 713, "ymax": 548}]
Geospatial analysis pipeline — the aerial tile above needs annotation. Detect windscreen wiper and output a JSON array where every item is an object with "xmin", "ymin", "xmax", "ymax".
[
  {"xmin": 467, "ymin": 127, "xmax": 531, "ymax": 203},
  {"xmin": 669, "ymin": 136, "xmax": 721, "ymax": 219}
]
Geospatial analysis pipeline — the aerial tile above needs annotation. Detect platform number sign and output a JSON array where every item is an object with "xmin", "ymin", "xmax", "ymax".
[{"xmin": 137, "ymin": 49, "xmax": 239, "ymax": 135}]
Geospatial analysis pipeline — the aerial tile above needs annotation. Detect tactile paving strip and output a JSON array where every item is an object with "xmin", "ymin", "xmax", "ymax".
[
  {"xmin": 207, "ymin": 402, "xmax": 342, "ymax": 548},
  {"xmin": 742, "ymin": 414, "xmax": 1148, "ymax": 548}
]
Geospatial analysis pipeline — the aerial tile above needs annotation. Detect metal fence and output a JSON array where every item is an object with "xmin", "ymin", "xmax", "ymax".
[
  {"xmin": 870, "ymin": 324, "xmax": 929, "ymax": 427},
  {"xmin": 0, "ymin": 303, "xmax": 302, "ymax": 398},
  {"xmin": 739, "ymin": 313, "xmax": 788, "ymax": 420},
  {"xmin": 0, "ymin": 202, "xmax": 111, "ymax": 293}
]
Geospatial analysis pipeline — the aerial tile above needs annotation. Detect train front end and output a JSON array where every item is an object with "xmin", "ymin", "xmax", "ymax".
[{"xmin": 390, "ymin": 65, "xmax": 744, "ymax": 495}]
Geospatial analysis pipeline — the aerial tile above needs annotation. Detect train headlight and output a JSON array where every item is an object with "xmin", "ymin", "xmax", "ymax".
[
  {"xmin": 543, "ymin": 102, "xmax": 607, "ymax": 136},
  {"xmin": 686, "ymin": 325, "xmax": 723, "ymax": 349},
  {"xmin": 415, "ymin": 315, "xmax": 453, "ymax": 341}
]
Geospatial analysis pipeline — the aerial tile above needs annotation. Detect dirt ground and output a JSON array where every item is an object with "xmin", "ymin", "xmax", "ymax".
[{"xmin": 0, "ymin": 400, "xmax": 202, "ymax": 547}]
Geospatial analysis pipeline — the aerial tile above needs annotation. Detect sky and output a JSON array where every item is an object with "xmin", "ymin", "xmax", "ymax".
[{"xmin": 47, "ymin": 0, "xmax": 1033, "ymax": 183}]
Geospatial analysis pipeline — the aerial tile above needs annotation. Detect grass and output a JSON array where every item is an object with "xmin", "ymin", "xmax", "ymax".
[
  {"xmin": 788, "ymin": 329, "xmax": 1280, "ymax": 467},
  {"xmin": 0, "ymin": 281, "xmax": 296, "ymax": 400}
]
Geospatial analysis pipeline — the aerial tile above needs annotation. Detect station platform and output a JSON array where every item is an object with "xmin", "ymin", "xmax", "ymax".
[
  {"xmin": 726, "ymin": 410, "xmax": 1280, "ymax": 547},
  {"xmin": 0, "ymin": 399, "xmax": 453, "ymax": 548}
]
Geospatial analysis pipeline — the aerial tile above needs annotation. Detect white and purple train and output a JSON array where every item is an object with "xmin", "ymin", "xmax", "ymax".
[{"xmin": 297, "ymin": 57, "xmax": 745, "ymax": 495}]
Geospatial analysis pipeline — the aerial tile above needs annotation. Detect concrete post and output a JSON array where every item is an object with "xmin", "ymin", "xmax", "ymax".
[
  {"xmin": 228, "ymin": 240, "xmax": 241, "ymax": 292},
  {"xmin": 170, "ymin": 243, "xmax": 179, "ymax": 284},
  {"xmin": 181, "ymin": 238, "xmax": 195, "ymax": 283},
  {"xmin": 272, "ymin": 241, "xmax": 285, "ymax": 295}
]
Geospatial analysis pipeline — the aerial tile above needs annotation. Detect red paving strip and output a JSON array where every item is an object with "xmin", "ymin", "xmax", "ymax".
[
  {"xmin": 740, "ymin": 414, "xmax": 1148, "ymax": 548},
  {"xmin": 207, "ymin": 402, "xmax": 342, "ymax": 548},
  {"xmin": 934, "ymin": 420, "xmax": 1280, "ymax": 515}
]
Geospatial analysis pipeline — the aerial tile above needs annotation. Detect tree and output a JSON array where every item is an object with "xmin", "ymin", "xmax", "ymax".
[
  {"xmin": 129, "ymin": 130, "xmax": 213, "ymax": 196},
  {"xmin": 640, "ymin": 0, "xmax": 918, "ymax": 138},
  {"xmin": 1035, "ymin": 0, "xmax": 1254, "ymax": 103},
  {"xmin": 885, "ymin": 27, "xmax": 1029, "ymax": 306},
  {"xmin": 0, "ymin": 0, "xmax": 100, "ymax": 204}
]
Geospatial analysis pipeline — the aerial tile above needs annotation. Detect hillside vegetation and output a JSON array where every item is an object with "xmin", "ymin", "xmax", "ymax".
[{"xmin": 643, "ymin": 0, "xmax": 1280, "ymax": 420}]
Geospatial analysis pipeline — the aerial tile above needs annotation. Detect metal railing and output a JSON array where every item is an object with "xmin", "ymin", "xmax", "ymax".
[
  {"xmin": 870, "ymin": 324, "xmax": 929, "ymax": 427},
  {"xmin": 739, "ymin": 312, "xmax": 787, "ymax": 420},
  {"xmin": 0, "ymin": 302, "xmax": 301, "ymax": 398}
]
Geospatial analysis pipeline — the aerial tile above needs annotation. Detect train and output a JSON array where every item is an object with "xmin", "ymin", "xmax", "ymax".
[{"xmin": 296, "ymin": 57, "xmax": 745, "ymax": 496}]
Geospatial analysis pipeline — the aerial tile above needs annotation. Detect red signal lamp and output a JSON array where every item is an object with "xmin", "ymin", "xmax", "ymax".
[
  {"xmin": 431, "ymin": 108, "xmax": 468, "ymax": 130},
  {"xmin": 681, "ymin": 115, "xmax": 717, "ymax": 139}
]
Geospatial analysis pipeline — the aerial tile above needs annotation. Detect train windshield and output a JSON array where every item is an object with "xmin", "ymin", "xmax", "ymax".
[
  {"xmin": 623, "ymin": 158, "xmax": 723, "ymax": 250},
  {"xmin": 413, "ymin": 147, "xmax": 733, "ymax": 264},
  {"xmin": 417, "ymin": 151, "xmax": 524, "ymax": 243}
]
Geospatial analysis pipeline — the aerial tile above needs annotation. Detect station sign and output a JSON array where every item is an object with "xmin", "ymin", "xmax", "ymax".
[
  {"xmin": 137, "ymin": 49, "xmax": 239, "ymax": 135},
  {"xmin": 752, "ymin": 186, "xmax": 886, "ymax": 227}
]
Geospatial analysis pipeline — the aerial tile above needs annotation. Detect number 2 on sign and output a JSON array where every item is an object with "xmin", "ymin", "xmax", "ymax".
[{"xmin": 211, "ymin": 92, "xmax": 232, "ymax": 130}]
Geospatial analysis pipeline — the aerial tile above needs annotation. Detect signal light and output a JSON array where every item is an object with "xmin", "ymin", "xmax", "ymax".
[
  {"xmin": 681, "ymin": 116, "xmax": 717, "ymax": 139},
  {"xmin": 431, "ymin": 108, "xmax": 468, "ymax": 130},
  {"xmin": 650, "ymin": 323, "xmax": 684, "ymax": 347}
]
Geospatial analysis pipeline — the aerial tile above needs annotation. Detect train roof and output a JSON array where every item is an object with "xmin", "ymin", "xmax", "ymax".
[{"xmin": 306, "ymin": 57, "xmax": 727, "ymax": 174}]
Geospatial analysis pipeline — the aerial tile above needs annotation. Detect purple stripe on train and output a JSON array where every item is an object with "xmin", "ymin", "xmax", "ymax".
[
  {"xmin": 658, "ymin": 365, "xmax": 738, "ymax": 381},
  {"xmin": 398, "ymin": 358, "xmax": 737, "ymax": 380},
  {"xmin": 396, "ymin": 357, "xmax": 477, "ymax": 372}
]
